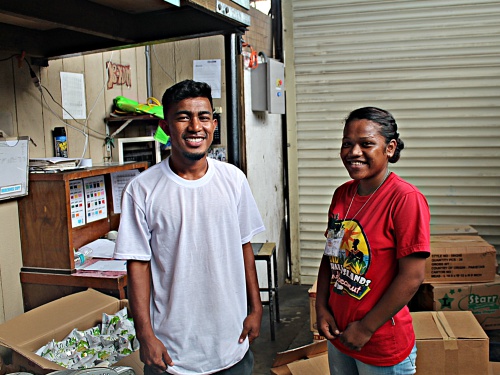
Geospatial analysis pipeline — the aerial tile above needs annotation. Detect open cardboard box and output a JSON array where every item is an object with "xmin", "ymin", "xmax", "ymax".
[
  {"xmin": 0, "ymin": 289, "xmax": 143, "ymax": 375},
  {"xmin": 271, "ymin": 340, "xmax": 327, "ymax": 375}
]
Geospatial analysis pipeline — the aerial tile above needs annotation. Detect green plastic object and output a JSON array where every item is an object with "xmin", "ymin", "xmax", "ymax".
[
  {"xmin": 114, "ymin": 96, "xmax": 164, "ymax": 119},
  {"xmin": 154, "ymin": 125, "xmax": 170, "ymax": 145}
]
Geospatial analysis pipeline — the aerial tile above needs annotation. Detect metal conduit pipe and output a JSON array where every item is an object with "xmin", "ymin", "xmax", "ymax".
[
  {"xmin": 145, "ymin": 45, "xmax": 153, "ymax": 98},
  {"xmin": 224, "ymin": 33, "xmax": 241, "ymax": 169}
]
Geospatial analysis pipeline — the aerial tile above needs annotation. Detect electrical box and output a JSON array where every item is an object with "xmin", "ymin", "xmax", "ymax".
[{"xmin": 251, "ymin": 58, "xmax": 285, "ymax": 114}]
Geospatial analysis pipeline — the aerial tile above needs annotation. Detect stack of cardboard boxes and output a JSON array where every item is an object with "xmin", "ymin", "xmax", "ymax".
[
  {"xmin": 281, "ymin": 224, "xmax": 500, "ymax": 374},
  {"xmin": 411, "ymin": 225, "xmax": 500, "ymax": 331}
]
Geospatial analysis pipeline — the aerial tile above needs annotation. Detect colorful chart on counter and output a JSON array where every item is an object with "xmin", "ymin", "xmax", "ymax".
[
  {"xmin": 84, "ymin": 175, "xmax": 107, "ymax": 223},
  {"xmin": 69, "ymin": 179, "xmax": 85, "ymax": 228}
]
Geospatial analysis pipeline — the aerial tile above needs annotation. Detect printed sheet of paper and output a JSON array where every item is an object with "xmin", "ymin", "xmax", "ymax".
[
  {"xmin": 79, "ymin": 238, "xmax": 115, "ymax": 258},
  {"xmin": 193, "ymin": 59, "xmax": 221, "ymax": 98},
  {"xmin": 69, "ymin": 179, "xmax": 85, "ymax": 228},
  {"xmin": 84, "ymin": 175, "xmax": 107, "ymax": 223},
  {"xmin": 82, "ymin": 260, "xmax": 127, "ymax": 272},
  {"xmin": 60, "ymin": 72, "xmax": 87, "ymax": 119},
  {"xmin": 111, "ymin": 169, "xmax": 140, "ymax": 213}
]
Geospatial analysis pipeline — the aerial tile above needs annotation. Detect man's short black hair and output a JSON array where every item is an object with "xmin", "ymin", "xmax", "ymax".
[{"xmin": 162, "ymin": 80, "xmax": 213, "ymax": 118}]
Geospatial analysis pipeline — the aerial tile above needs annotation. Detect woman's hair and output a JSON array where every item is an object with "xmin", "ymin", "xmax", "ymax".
[
  {"xmin": 345, "ymin": 106, "xmax": 405, "ymax": 163},
  {"xmin": 162, "ymin": 79, "xmax": 213, "ymax": 118}
]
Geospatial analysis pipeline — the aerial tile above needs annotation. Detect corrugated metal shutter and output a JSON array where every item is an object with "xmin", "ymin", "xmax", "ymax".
[{"xmin": 285, "ymin": 0, "xmax": 500, "ymax": 285}]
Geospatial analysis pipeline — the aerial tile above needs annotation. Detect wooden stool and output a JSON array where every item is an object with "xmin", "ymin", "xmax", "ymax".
[{"xmin": 252, "ymin": 242, "xmax": 280, "ymax": 340}]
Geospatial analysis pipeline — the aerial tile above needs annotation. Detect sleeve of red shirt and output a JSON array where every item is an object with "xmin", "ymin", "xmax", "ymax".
[{"xmin": 392, "ymin": 190, "xmax": 431, "ymax": 259}]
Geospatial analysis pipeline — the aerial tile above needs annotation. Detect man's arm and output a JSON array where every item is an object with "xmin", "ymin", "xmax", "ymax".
[
  {"xmin": 127, "ymin": 260, "xmax": 174, "ymax": 370},
  {"xmin": 239, "ymin": 242, "xmax": 263, "ymax": 344}
]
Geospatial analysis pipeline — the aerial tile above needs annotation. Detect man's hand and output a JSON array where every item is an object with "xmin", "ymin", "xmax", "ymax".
[
  {"xmin": 239, "ymin": 310, "xmax": 262, "ymax": 344},
  {"xmin": 139, "ymin": 334, "xmax": 174, "ymax": 373}
]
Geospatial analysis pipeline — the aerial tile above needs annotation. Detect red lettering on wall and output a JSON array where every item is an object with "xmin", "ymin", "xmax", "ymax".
[{"xmin": 106, "ymin": 62, "xmax": 132, "ymax": 89}]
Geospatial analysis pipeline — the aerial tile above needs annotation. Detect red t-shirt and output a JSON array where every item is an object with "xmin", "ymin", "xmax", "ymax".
[{"xmin": 326, "ymin": 172, "xmax": 430, "ymax": 366}]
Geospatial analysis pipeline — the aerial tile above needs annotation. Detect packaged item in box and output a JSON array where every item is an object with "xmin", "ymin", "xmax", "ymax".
[
  {"xmin": 35, "ymin": 307, "xmax": 139, "ymax": 369},
  {"xmin": 0, "ymin": 289, "xmax": 144, "ymax": 375}
]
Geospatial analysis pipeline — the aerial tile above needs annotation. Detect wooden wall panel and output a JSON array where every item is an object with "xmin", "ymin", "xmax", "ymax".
[
  {"xmin": 83, "ymin": 53, "xmax": 107, "ymax": 162},
  {"xmin": 135, "ymin": 46, "xmax": 148, "ymax": 102},
  {"xmin": 0, "ymin": 57, "xmax": 17, "ymax": 137},
  {"xmin": 15, "ymin": 61, "xmax": 45, "ymax": 158},
  {"xmin": 40, "ymin": 59, "xmax": 62, "ymax": 159},
  {"xmin": 60, "ymin": 56, "xmax": 86, "ymax": 159},
  {"xmin": 175, "ymin": 39, "xmax": 200, "ymax": 82},
  {"xmin": 151, "ymin": 43, "xmax": 176, "ymax": 101}
]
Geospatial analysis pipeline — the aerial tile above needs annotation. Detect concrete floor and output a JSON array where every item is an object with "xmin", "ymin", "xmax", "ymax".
[{"xmin": 251, "ymin": 283, "xmax": 312, "ymax": 375}]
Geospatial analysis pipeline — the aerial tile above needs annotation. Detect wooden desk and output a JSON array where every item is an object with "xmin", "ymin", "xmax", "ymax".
[{"xmin": 20, "ymin": 269, "xmax": 127, "ymax": 312}]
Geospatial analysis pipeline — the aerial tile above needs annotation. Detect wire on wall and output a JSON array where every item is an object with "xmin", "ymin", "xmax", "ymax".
[{"xmin": 18, "ymin": 53, "xmax": 115, "ymax": 165}]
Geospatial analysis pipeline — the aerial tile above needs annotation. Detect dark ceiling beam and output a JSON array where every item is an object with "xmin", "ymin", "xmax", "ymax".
[
  {"xmin": 0, "ymin": 1, "xmax": 248, "ymax": 59},
  {"xmin": 0, "ymin": 0, "xmax": 135, "ymax": 42}
]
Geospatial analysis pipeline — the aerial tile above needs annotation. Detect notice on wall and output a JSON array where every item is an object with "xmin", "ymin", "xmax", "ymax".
[
  {"xmin": 60, "ymin": 72, "xmax": 87, "ymax": 119},
  {"xmin": 193, "ymin": 59, "xmax": 221, "ymax": 98}
]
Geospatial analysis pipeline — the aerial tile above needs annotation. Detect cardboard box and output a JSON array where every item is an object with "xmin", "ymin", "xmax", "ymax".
[
  {"xmin": 430, "ymin": 224, "xmax": 478, "ymax": 236},
  {"xmin": 490, "ymin": 361, "xmax": 500, "ymax": 375},
  {"xmin": 308, "ymin": 281, "xmax": 317, "ymax": 332},
  {"xmin": 412, "ymin": 311, "xmax": 489, "ymax": 375},
  {"xmin": 412, "ymin": 275, "xmax": 500, "ymax": 330},
  {"xmin": 425, "ymin": 235, "xmax": 497, "ymax": 283},
  {"xmin": 271, "ymin": 340, "xmax": 327, "ymax": 375},
  {"xmin": 312, "ymin": 331, "xmax": 325, "ymax": 343},
  {"xmin": 0, "ymin": 289, "xmax": 143, "ymax": 375}
]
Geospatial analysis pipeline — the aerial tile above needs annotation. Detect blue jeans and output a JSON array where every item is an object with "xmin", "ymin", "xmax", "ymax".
[{"xmin": 328, "ymin": 340, "xmax": 417, "ymax": 375}]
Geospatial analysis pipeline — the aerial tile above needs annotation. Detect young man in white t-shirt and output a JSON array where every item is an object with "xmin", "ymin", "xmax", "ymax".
[{"xmin": 114, "ymin": 80, "xmax": 265, "ymax": 375}]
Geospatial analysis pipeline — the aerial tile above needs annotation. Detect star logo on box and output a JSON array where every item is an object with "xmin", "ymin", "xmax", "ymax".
[{"xmin": 439, "ymin": 293, "xmax": 454, "ymax": 309}]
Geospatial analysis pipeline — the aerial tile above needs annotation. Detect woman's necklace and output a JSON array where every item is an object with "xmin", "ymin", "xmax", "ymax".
[{"xmin": 344, "ymin": 170, "xmax": 391, "ymax": 221}]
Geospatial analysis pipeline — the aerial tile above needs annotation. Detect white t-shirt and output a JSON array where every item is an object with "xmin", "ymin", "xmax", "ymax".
[{"xmin": 114, "ymin": 157, "xmax": 265, "ymax": 375}]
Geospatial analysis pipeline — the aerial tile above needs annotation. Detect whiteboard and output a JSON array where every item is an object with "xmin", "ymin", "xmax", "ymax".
[{"xmin": 0, "ymin": 136, "xmax": 29, "ymax": 201}]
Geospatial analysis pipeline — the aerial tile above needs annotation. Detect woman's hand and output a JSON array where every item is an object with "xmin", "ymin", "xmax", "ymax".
[
  {"xmin": 339, "ymin": 320, "xmax": 373, "ymax": 351},
  {"xmin": 317, "ymin": 306, "xmax": 341, "ymax": 340}
]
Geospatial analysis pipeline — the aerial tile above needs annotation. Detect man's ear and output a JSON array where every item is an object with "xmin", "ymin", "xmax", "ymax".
[{"xmin": 159, "ymin": 119, "xmax": 170, "ymax": 136}]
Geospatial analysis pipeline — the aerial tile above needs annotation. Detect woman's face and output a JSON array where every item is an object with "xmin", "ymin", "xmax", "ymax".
[{"xmin": 340, "ymin": 119, "xmax": 395, "ymax": 183}]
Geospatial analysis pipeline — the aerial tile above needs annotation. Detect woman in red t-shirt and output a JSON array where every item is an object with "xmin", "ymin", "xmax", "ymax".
[{"xmin": 316, "ymin": 107, "xmax": 430, "ymax": 374}]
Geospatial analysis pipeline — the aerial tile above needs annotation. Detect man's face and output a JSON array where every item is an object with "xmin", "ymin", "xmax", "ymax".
[{"xmin": 162, "ymin": 97, "xmax": 217, "ymax": 162}]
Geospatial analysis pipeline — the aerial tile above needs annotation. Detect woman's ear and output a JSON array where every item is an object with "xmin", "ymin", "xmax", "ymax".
[{"xmin": 387, "ymin": 139, "xmax": 397, "ymax": 158}]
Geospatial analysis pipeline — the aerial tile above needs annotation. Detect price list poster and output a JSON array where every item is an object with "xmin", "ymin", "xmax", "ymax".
[{"xmin": 84, "ymin": 175, "xmax": 107, "ymax": 223}]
